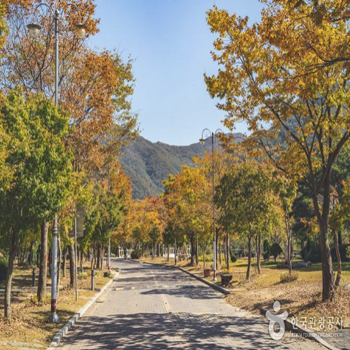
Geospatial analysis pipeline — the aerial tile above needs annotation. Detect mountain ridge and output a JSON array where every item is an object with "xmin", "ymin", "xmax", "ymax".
[{"xmin": 120, "ymin": 133, "xmax": 243, "ymax": 199}]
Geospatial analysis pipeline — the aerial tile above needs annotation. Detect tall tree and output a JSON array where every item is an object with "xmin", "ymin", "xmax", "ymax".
[
  {"xmin": 2, "ymin": 0, "xmax": 138, "ymax": 297},
  {"xmin": 2, "ymin": 1, "xmax": 138, "ymax": 173},
  {"xmin": 194, "ymin": 149, "xmax": 240, "ymax": 269},
  {"xmin": 163, "ymin": 166, "xmax": 212, "ymax": 266},
  {"xmin": 0, "ymin": 89, "xmax": 71, "ymax": 318},
  {"xmin": 215, "ymin": 162, "xmax": 281, "ymax": 280},
  {"xmin": 205, "ymin": 0, "xmax": 350, "ymax": 301}
]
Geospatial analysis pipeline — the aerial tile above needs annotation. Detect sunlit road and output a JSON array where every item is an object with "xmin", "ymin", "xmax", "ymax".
[{"xmin": 56, "ymin": 259, "xmax": 325, "ymax": 350}]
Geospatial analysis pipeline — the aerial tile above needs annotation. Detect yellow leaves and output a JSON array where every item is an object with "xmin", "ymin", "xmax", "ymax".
[
  {"xmin": 162, "ymin": 163, "xmax": 213, "ymax": 241},
  {"xmin": 125, "ymin": 196, "xmax": 166, "ymax": 245},
  {"xmin": 3, "ymin": 1, "xmax": 138, "ymax": 181},
  {"xmin": 206, "ymin": 0, "xmax": 350, "ymax": 183}
]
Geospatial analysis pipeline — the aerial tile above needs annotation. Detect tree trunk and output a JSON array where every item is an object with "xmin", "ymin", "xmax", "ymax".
[
  {"xmin": 69, "ymin": 244, "xmax": 76, "ymax": 288},
  {"xmin": 319, "ymin": 219, "xmax": 335, "ymax": 301},
  {"xmin": 63, "ymin": 247, "xmax": 67, "ymax": 278},
  {"xmin": 223, "ymin": 240, "xmax": 227, "ymax": 268},
  {"xmin": 338, "ymin": 231, "xmax": 342, "ymax": 246},
  {"xmin": 36, "ymin": 245, "xmax": 40, "ymax": 264},
  {"xmin": 80, "ymin": 248, "xmax": 83, "ymax": 273},
  {"xmin": 332, "ymin": 229, "xmax": 342, "ymax": 288},
  {"xmin": 167, "ymin": 244, "xmax": 170, "ymax": 262},
  {"xmin": 4, "ymin": 234, "xmax": 19, "ymax": 319},
  {"xmin": 309, "ymin": 170, "xmax": 335, "ymax": 302},
  {"xmin": 100, "ymin": 246, "xmax": 104, "ymax": 269},
  {"xmin": 93, "ymin": 242, "xmax": 97, "ymax": 269},
  {"xmin": 215, "ymin": 228, "xmax": 219, "ymax": 266},
  {"xmin": 37, "ymin": 221, "xmax": 48, "ymax": 303},
  {"xmin": 202, "ymin": 246, "xmax": 206, "ymax": 269},
  {"xmin": 285, "ymin": 212, "xmax": 293, "ymax": 275},
  {"xmin": 96, "ymin": 245, "xmax": 100, "ymax": 269},
  {"xmin": 195, "ymin": 239, "xmax": 199, "ymax": 265},
  {"xmin": 226, "ymin": 232, "xmax": 230, "ymax": 270},
  {"xmin": 17, "ymin": 248, "xmax": 22, "ymax": 266},
  {"xmin": 174, "ymin": 239, "xmax": 177, "ymax": 265},
  {"xmin": 190, "ymin": 234, "xmax": 195, "ymax": 265},
  {"xmin": 246, "ymin": 233, "xmax": 252, "ymax": 281},
  {"xmin": 257, "ymin": 233, "xmax": 261, "ymax": 275},
  {"xmin": 29, "ymin": 240, "xmax": 35, "ymax": 266},
  {"xmin": 288, "ymin": 233, "xmax": 292, "ymax": 275}
]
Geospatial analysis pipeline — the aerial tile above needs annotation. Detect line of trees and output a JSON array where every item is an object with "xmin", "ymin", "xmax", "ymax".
[
  {"xmin": 119, "ymin": 137, "xmax": 350, "ymax": 304},
  {"xmin": 204, "ymin": 0, "xmax": 350, "ymax": 301},
  {"xmin": 0, "ymin": 0, "xmax": 138, "ymax": 319}
]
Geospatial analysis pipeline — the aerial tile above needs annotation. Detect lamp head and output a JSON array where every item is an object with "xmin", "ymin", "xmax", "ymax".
[
  {"xmin": 27, "ymin": 23, "xmax": 41, "ymax": 39},
  {"xmin": 75, "ymin": 23, "xmax": 87, "ymax": 38},
  {"xmin": 199, "ymin": 138, "xmax": 205, "ymax": 145}
]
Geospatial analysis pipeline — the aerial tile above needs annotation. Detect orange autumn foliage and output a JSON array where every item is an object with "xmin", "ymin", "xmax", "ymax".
[{"xmin": 1, "ymin": 0, "xmax": 138, "ymax": 176}]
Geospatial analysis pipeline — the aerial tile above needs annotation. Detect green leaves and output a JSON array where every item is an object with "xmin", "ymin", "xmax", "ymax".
[
  {"xmin": 0, "ymin": 89, "xmax": 72, "ymax": 234},
  {"xmin": 215, "ymin": 162, "xmax": 282, "ymax": 238}
]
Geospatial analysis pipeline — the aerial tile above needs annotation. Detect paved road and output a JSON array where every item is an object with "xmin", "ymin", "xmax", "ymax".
[{"xmin": 57, "ymin": 259, "xmax": 326, "ymax": 350}]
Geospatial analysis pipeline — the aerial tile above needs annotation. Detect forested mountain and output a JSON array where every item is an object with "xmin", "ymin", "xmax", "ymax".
[{"xmin": 120, "ymin": 134, "xmax": 243, "ymax": 199}]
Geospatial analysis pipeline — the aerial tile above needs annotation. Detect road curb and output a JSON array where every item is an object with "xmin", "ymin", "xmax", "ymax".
[
  {"xmin": 174, "ymin": 266, "xmax": 231, "ymax": 295},
  {"xmin": 140, "ymin": 260, "xmax": 230, "ymax": 295},
  {"xmin": 47, "ymin": 271, "xmax": 119, "ymax": 349}
]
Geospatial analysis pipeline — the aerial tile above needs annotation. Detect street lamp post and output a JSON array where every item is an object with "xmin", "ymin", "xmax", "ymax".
[
  {"xmin": 200, "ymin": 128, "xmax": 222, "ymax": 281},
  {"xmin": 27, "ymin": 2, "xmax": 86, "ymax": 323}
]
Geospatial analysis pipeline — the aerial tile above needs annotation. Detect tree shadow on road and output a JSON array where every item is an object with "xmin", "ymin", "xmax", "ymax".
[
  {"xmin": 140, "ymin": 285, "xmax": 220, "ymax": 300},
  {"xmin": 61, "ymin": 312, "xmax": 309, "ymax": 350}
]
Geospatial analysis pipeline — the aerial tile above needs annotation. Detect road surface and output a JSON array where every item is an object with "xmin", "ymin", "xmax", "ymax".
[{"xmin": 57, "ymin": 259, "xmax": 325, "ymax": 350}]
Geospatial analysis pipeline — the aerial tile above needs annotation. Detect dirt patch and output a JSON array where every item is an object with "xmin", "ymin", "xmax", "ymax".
[
  {"xmin": 0, "ymin": 265, "xmax": 112, "ymax": 349},
  {"xmin": 227, "ymin": 278, "xmax": 350, "ymax": 331}
]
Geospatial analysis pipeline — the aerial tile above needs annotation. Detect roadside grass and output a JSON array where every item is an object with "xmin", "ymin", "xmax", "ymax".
[
  {"xmin": 139, "ymin": 255, "xmax": 350, "ymax": 331},
  {"xmin": 0, "ymin": 263, "xmax": 112, "ymax": 350}
]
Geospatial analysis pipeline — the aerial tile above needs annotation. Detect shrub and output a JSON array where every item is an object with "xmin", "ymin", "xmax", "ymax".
[
  {"xmin": 280, "ymin": 271, "xmax": 299, "ymax": 283},
  {"xmin": 230, "ymin": 252, "xmax": 237, "ymax": 263},
  {"xmin": 270, "ymin": 243, "xmax": 283, "ymax": 262},
  {"xmin": 0, "ymin": 257, "xmax": 8, "ymax": 281},
  {"xmin": 263, "ymin": 239, "xmax": 270, "ymax": 261},
  {"xmin": 263, "ymin": 251, "xmax": 270, "ymax": 260},
  {"xmin": 346, "ymin": 246, "xmax": 350, "ymax": 260},
  {"xmin": 306, "ymin": 242, "xmax": 322, "ymax": 263},
  {"xmin": 263, "ymin": 239, "xmax": 270, "ymax": 253},
  {"xmin": 331, "ymin": 244, "xmax": 350, "ymax": 262},
  {"xmin": 301, "ymin": 239, "xmax": 311, "ymax": 261},
  {"xmin": 78, "ymin": 272, "xmax": 88, "ymax": 280},
  {"xmin": 29, "ymin": 294, "xmax": 51, "ymax": 305},
  {"xmin": 131, "ymin": 249, "xmax": 142, "ymax": 259},
  {"xmin": 301, "ymin": 238, "xmax": 322, "ymax": 263},
  {"xmin": 87, "ymin": 270, "xmax": 98, "ymax": 277}
]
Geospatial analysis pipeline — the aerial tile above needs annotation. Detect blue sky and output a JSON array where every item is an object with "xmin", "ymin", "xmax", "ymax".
[{"xmin": 90, "ymin": 0, "xmax": 263, "ymax": 145}]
